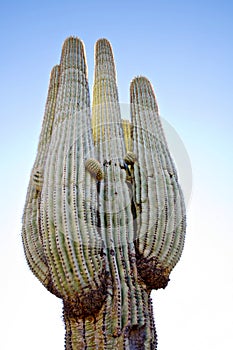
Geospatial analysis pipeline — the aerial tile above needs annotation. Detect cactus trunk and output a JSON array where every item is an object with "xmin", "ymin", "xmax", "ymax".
[
  {"xmin": 63, "ymin": 296, "xmax": 156, "ymax": 349},
  {"xmin": 22, "ymin": 36, "xmax": 186, "ymax": 349}
]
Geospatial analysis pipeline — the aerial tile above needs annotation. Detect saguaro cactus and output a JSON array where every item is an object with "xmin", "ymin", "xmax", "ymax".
[{"xmin": 22, "ymin": 37, "xmax": 186, "ymax": 349}]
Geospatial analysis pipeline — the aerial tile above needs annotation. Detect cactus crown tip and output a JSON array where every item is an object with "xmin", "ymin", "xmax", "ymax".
[
  {"xmin": 60, "ymin": 36, "xmax": 87, "ymax": 72},
  {"xmin": 131, "ymin": 76, "xmax": 151, "ymax": 86},
  {"xmin": 130, "ymin": 76, "xmax": 156, "ymax": 96},
  {"xmin": 63, "ymin": 35, "xmax": 82, "ymax": 43},
  {"xmin": 95, "ymin": 38, "xmax": 113, "ymax": 56},
  {"xmin": 96, "ymin": 38, "xmax": 111, "ymax": 46},
  {"xmin": 61, "ymin": 36, "xmax": 85, "ymax": 55}
]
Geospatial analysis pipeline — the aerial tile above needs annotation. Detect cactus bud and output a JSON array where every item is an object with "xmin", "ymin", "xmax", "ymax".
[
  {"xmin": 31, "ymin": 167, "xmax": 44, "ymax": 191},
  {"xmin": 85, "ymin": 158, "xmax": 104, "ymax": 180},
  {"xmin": 124, "ymin": 151, "xmax": 137, "ymax": 165}
]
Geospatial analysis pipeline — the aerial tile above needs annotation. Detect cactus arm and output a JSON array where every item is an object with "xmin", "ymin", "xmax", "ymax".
[
  {"xmin": 40, "ymin": 37, "xmax": 106, "ymax": 308},
  {"xmin": 130, "ymin": 77, "xmax": 186, "ymax": 288},
  {"xmin": 22, "ymin": 65, "xmax": 60, "ymax": 288},
  {"xmin": 93, "ymin": 38, "xmax": 130, "ymax": 335},
  {"xmin": 90, "ymin": 39, "xmax": 157, "ymax": 347}
]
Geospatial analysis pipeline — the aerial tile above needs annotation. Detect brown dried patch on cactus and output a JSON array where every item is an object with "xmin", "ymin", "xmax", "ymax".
[
  {"xmin": 85, "ymin": 158, "xmax": 104, "ymax": 181},
  {"xmin": 136, "ymin": 256, "xmax": 170, "ymax": 290},
  {"xmin": 63, "ymin": 283, "xmax": 107, "ymax": 319},
  {"xmin": 128, "ymin": 325, "xmax": 146, "ymax": 349}
]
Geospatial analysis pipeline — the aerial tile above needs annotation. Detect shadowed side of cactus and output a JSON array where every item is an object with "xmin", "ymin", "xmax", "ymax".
[
  {"xmin": 122, "ymin": 119, "xmax": 133, "ymax": 152},
  {"xmin": 22, "ymin": 36, "xmax": 186, "ymax": 349},
  {"xmin": 22, "ymin": 65, "xmax": 60, "ymax": 290}
]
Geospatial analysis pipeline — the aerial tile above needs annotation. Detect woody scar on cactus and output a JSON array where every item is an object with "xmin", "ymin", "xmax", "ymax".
[{"xmin": 22, "ymin": 36, "xmax": 186, "ymax": 349}]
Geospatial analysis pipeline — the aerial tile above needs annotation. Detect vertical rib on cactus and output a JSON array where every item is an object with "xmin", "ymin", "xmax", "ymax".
[
  {"xmin": 130, "ymin": 77, "xmax": 186, "ymax": 289},
  {"xmin": 22, "ymin": 37, "xmax": 186, "ymax": 350}
]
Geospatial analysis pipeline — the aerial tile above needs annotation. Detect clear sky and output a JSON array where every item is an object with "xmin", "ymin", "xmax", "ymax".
[{"xmin": 0, "ymin": 0, "xmax": 233, "ymax": 349}]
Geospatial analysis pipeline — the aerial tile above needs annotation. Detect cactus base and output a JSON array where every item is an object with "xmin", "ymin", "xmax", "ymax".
[{"xmin": 63, "ymin": 294, "xmax": 157, "ymax": 349}]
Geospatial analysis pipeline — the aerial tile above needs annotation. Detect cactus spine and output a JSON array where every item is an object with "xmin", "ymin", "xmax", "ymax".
[{"xmin": 22, "ymin": 37, "xmax": 186, "ymax": 349}]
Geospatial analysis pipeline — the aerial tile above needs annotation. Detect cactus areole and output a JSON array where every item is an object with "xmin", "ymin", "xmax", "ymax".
[{"xmin": 22, "ymin": 37, "xmax": 186, "ymax": 349}]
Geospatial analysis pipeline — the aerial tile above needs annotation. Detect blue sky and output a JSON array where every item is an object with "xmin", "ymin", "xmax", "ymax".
[{"xmin": 1, "ymin": 1, "xmax": 233, "ymax": 349}]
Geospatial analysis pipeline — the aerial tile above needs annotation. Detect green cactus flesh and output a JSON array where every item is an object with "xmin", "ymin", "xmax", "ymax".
[{"xmin": 22, "ymin": 37, "xmax": 186, "ymax": 349}]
